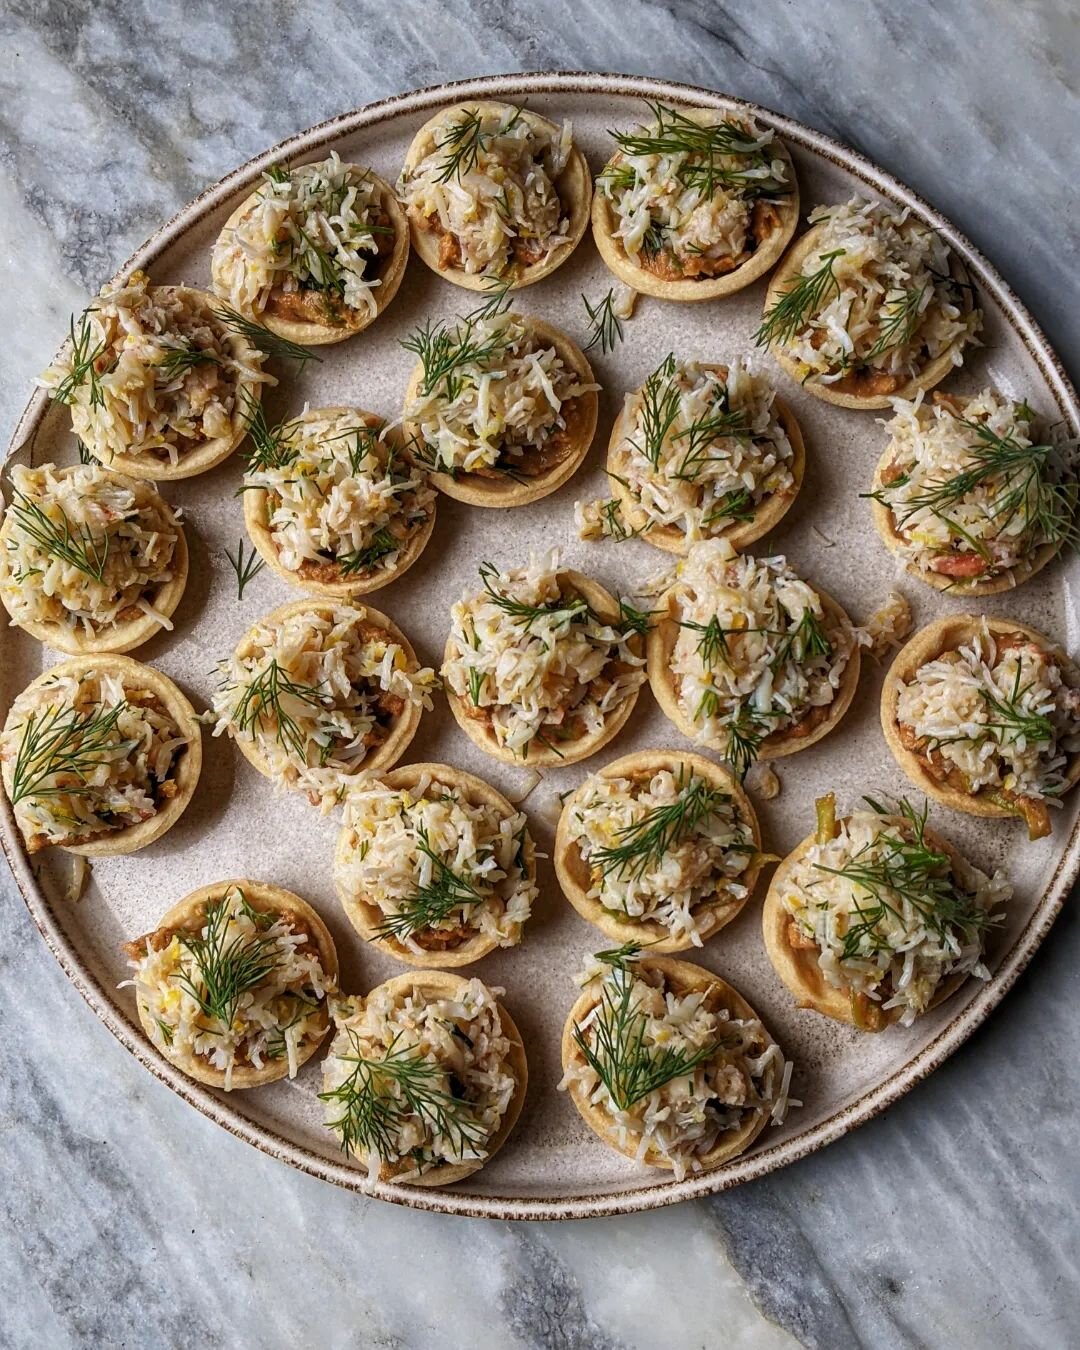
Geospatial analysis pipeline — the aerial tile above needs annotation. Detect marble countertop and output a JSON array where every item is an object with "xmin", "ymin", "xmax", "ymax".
[{"xmin": 2, "ymin": 4, "xmax": 1078, "ymax": 1347}]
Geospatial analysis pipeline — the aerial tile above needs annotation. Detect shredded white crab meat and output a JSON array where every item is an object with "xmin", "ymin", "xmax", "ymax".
[
  {"xmin": 896, "ymin": 621, "xmax": 1080, "ymax": 802},
  {"xmin": 336, "ymin": 770, "xmax": 536, "ymax": 950},
  {"xmin": 405, "ymin": 310, "xmax": 596, "ymax": 476},
  {"xmin": 565, "ymin": 768, "xmax": 756, "ymax": 944},
  {"xmin": 322, "ymin": 979, "xmax": 517, "ymax": 1184},
  {"xmin": 213, "ymin": 153, "xmax": 391, "ymax": 320},
  {"xmin": 610, "ymin": 357, "xmax": 795, "ymax": 543},
  {"xmin": 1, "ymin": 462, "xmax": 182, "ymax": 637},
  {"xmin": 559, "ymin": 955, "xmax": 794, "ymax": 1180},
  {"xmin": 781, "ymin": 810, "xmax": 1010, "ymax": 1024},
  {"xmin": 1, "ymin": 668, "xmax": 188, "ymax": 852},
  {"xmin": 40, "ymin": 270, "xmax": 267, "ymax": 468},
  {"xmin": 442, "ymin": 550, "xmax": 645, "ymax": 759},
  {"xmin": 772, "ymin": 197, "xmax": 979, "ymax": 388},
  {"xmin": 212, "ymin": 604, "xmax": 436, "ymax": 809},
  {"xmin": 244, "ymin": 410, "xmax": 435, "ymax": 577},
  {"xmin": 398, "ymin": 105, "xmax": 573, "ymax": 277},
  {"xmin": 122, "ymin": 885, "xmax": 332, "ymax": 1090}
]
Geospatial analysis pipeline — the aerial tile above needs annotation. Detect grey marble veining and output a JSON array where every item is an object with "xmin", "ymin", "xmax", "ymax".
[{"xmin": 1, "ymin": 3, "xmax": 1079, "ymax": 1348}]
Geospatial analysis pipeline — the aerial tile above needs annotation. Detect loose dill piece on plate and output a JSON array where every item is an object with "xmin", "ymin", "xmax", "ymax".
[
  {"xmin": 8, "ymin": 489, "xmax": 110, "ymax": 582},
  {"xmin": 225, "ymin": 537, "xmax": 266, "ymax": 599},
  {"xmin": 224, "ymin": 657, "xmax": 326, "ymax": 760},
  {"xmin": 238, "ymin": 388, "xmax": 300, "ymax": 473},
  {"xmin": 468, "ymin": 276, "xmax": 514, "ymax": 322},
  {"xmin": 9, "ymin": 699, "xmax": 135, "ymax": 807},
  {"xmin": 590, "ymin": 770, "xmax": 733, "ymax": 883},
  {"xmin": 51, "ymin": 309, "xmax": 112, "ymax": 409},
  {"xmin": 754, "ymin": 249, "xmax": 846, "ymax": 349},
  {"xmin": 210, "ymin": 303, "xmax": 322, "ymax": 368},
  {"xmin": 633, "ymin": 354, "xmax": 682, "ymax": 468},
  {"xmin": 174, "ymin": 888, "xmax": 283, "ymax": 1027},
  {"xmin": 477, "ymin": 560, "xmax": 590, "ymax": 632},
  {"xmin": 400, "ymin": 312, "xmax": 508, "ymax": 401},
  {"xmin": 372, "ymin": 824, "xmax": 484, "ymax": 941},
  {"xmin": 338, "ymin": 527, "xmax": 399, "ymax": 577},
  {"xmin": 581, "ymin": 288, "xmax": 625, "ymax": 355},
  {"xmin": 864, "ymin": 285, "xmax": 927, "ymax": 360}
]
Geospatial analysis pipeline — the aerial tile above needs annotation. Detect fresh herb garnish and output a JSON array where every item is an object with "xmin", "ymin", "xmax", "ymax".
[
  {"xmin": 339, "ymin": 527, "xmax": 399, "ymax": 577},
  {"xmin": 50, "ymin": 310, "xmax": 112, "ymax": 409},
  {"xmin": 175, "ymin": 888, "xmax": 282, "ymax": 1027},
  {"xmin": 372, "ymin": 824, "xmax": 484, "ymax": 941},
  {"xmin": 8, "ymin": 490, "xmax": 110, "ymax": 582},
  {"xmin": 634, "ymin": 354, "xmax": 682, "ymax": 468},
  {"xmin": 224, "ymin": 658, "xmax": 326, "ymax": 760},
  {"xmin": 211, "ymin": 303, "xmax": 321, "ymax": 368},
  {"xmin": 225, "ymin": 538, "xmax": 266, "ymax": 599},
  {"xmin": 155, "ymin": 341, "xmax": 219, "ymax": 381},
  {"xmin": 581, "ymin": 288, "xmax": 625, "ymax": 354},
  {"xmin": 755, "ymin": 249, "xmax": 845, "ymax": 349},
  {"xmin": 477, "ymin": 560, "xmax": 589, "ymax": 632},
  {"xmin": 401, "ymin": 310, "xmax": 508, "ymax": 401},
  {"xmin": 9, "ymin": 699, "xmax": 135, "ymax": 807},
  {"xmin": 865, "ymin": 285, "xmax": 927, "ymax": 360},
  {"xmin": 590, "ymin": 770, "xmax": 733, "ymax": 882}
]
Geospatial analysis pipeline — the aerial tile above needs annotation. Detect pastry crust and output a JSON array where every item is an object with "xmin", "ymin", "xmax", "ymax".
[
  {"xmin": 242, "ymin": 409, "xmax": 436, "ymax": 598},
  {"xmin": 401, "ymin": 101, "xmax": 591, "ymax": 291},
  {"xmin": 212, "ymin": 167, "xmax": 409, "ymax": 346},
  {"xmin": 591, "ymin": 112, "xmax": 799, "ymax": 301},
  {"xmin": 880, "ymin": 614, "xmax": 1080, "ymax": 823},
  {"xmin": 554, "ymin": 749, "xmax": 763, "ymax": 952},
  {"xmin": 129, "ymin": 879, "xmax": 338, "ymax": 1089},
  {"xmin": 335, "ymin": 761, "xmax": 536, "ymax": 967},
  {"xmin": 444, "ymin": 568, "xmax": 644, "ymax": 767},
  {"xmin": 1, "ymin": 653, "xmax": 201, "ymax": 857},
  {"xmin": 402, "ymin": 316, "xmax": 598, "ymax": 508},
  {"xmin": 0, "ymin": 467, "xmax": 189, "ymax": 654},
  {"xmin": 647, "ymin": 585, "xmax": 860, "ymax": 760},
  {"xmin": 762, "ymin": 223, "xmax": 975, "ymax": 410},
  {"xmin": 607, "ymin": 365, "xmax": 806, "ymax": 553},
  {"xmin": 561, "ymin": 955, "xmax": 779, "ymax": 1169}
]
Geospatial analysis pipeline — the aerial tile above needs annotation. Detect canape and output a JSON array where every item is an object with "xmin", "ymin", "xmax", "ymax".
[
  {"xmin": 757, "ymin": 197, "xmax": 979, "ymax": 409},
  {"xmin": 401, "ymin": 307, "xmax": 598, "ymax": 507},
  {"xmin": 554, "ymin": 749, "xmax": 764, "ymax": 951},
  {"xmin": 560, "ymin": 948, "xmax": 794, "ymax": 1178},
  {"xmin": 763, "ymin": 794, "xmax": 1009, "ymax": 1030},
  {"xmin": 211, "ymin": 153, "xmax": 409, "ymax": 345},
  {"xmin": 587, "ymin": 355, "xmax": 804, "ymax": 552},
  {"xmin": 334, "ymin": 762, "xmax": 537, "ymax": 966},
  {"xmin": 442, "ymin": 552, "xmax": 646, "ymax": 766},
  {"xmin": 0, "ymin": 654, "xmax": 201, "ymax": 856},
  {"xmin": 122, "ymin": 879, "xmax": 338, "ymax": 1090},
  {"xmin": 881, "ymin": 615, "xmax": 1080, "ymax": 839},
  {"xmin": 592, "ymin": 103, "xmax": 799, "ymax": 301},
  {"xmin": 242, "ymin": 406, "xmax": 436, "ymax": 597},
  {"xmin": 320, "ymin": 971, "xmax": 528, "ymax": 1187},
  {"xmin": 211, "ymin": 599, "xmax": 435, "ymax": 808},
  {"xmin": 398, "ymin": 101, "xmax": 591, "ymax": 290},
  {"xmin": 40, "ymin": 271, "xmax": 267, "ymax": 479},
  {"xmin": 867, "ymin": 389, "xmax": 1074, "ymax": 593},
  {"xmin": 0, "ymin": 462, "xmax": 187, "ymax": 653},
  {"xmin": 647, "ymin": 538, "xmax": 861, "ymax": 776}
]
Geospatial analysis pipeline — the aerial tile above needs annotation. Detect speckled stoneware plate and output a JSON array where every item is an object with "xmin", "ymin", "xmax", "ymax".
[{"xmin": 3, "ymin": 72, "xmax": 1078, "ymax": 1220}]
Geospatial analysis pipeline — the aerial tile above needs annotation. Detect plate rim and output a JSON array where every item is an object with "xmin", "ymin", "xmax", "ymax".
[{"xmin": 3, "ymin": 68, "xmax": 1078, "ymax": 1221}]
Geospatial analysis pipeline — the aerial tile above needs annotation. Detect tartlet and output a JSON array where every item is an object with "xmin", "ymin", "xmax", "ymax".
[
  {"xmin": 0, "ymin": 654, "xmax": 201, "ymax": 856},
  {"xmin": 646, "ymin": 539, "xmax": 861, "ymax": 775},
  {"xmin": 123, "ymin": 879, "xmax": 338, "ymax": 1090},
  {"xmin": 320, "ymin": 970, "xmax": 528, "ymax": 1187},
  {"xmin": 398, "ymin": 100, "xmax": 591, "ymax": 290},
  {"xmin": 0, "ymin": 461, "xmax": 188, "ymax": 654},
  {"xmin": 762, "ymin": 795, "xmax": 1009, "ymax": 1030},
  {"xmin": 442, "ymin": 553, "xmax": 647, "ymax": 766},
  {"xmin": 560, "ymin": 949, "xmax": 793, "ymax": 1178},
  {"xmin": 211, "ymin": 153, "xmax": 409, "ymax": 345},
  {"xmin": 242, "ymin": 406, "xmax": 436, "ymax": 597},
  {"xmin": 554, "ymin": 749, "xmax": 764, "ymax": 952},
  {"xmin": 41, "ymin": 271, "xmax": 267, "ymax": 480},
  {"xmin": 867, "ymin": 389, "xmax": 1072, "ymax": 594},
  {"xmin": 757, "ymin": 197, "xmax": 979, "ymax": 409},
  {"xmin": 591, "ymin": 104, "xmax": 799, "ymax": 301},
  {"xmin": 211, "ymin": 599, "xmax": 434, "ymax": 808},
  {"xmin": 881, "ymin": 615, "xmax": 1080, "ymax": 839},
  {"xmin": 402, "ymin": 309, "xmax": 598, "ymax": 508},
  {"xmin": 334, "ymin": 761, "xmax": 537, "ymax": 966}
]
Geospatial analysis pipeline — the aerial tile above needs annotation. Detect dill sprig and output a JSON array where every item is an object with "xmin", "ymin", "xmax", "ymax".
[
  {"xmin": 225, "ymin": 538, "xmax": 266, "ymax": 599},
  {"xmin": 979, "ymin": 661, "xmax": 1055, "ymax": 748},
  {"xmin": 726, "ymin": 704, "xmax": 770, "ymax": 781},
  {"xmin": 590, "ymin": 771, "xmax": 733, "ymax": 882},
  {"xmin": 865, "ymin": 285, "xmax": 927, "ymax": 360},
  {"xmin": 76, "ymin": 440, "xmax": 94, "ymax": 464},
  {"xmin": 582, "ymin": 289, "xmax": 625, "ymax": 355},
  {"xmin": 634, "ymin": 355, "xmax": 682, "ymax": 468},
  {"xmin": 51, "ymin": 310, "xmax": 112, "ymax": 409},
  {"xmin": 470, "ymin": 276, "xmax": 514, "ymax": 322},
  {"xmin": 616, "ymin": 598, "xmax": 655, "ymax": 639},
  {"xmin": 155, "ymin": 341, "xmax": 219, "ymax": 381},
  {"xmin": 401, "ymin": 309, "xmax": 508, "ymax": 401},
  {"xmin": 680, "ymin": 615, "xmax": 731, "ymax": 669},
  {"xmin": 432, "ymin": 108, "xmax": 487, "ymax": 183},
  {"xmin": 373, "ymin": 824, "xmax": 484, "ymax": 941},
  {"xmin": 339, "ymin": 527, "xmax": 399, "ymax": 577},
  {"xmin": 9, "ymin": 490, "xmax": 109, "ymax": 581},
  {"xmin": 175, "ymin": 889, "xmax": 282, "ymax": 1027},
  {"xmin": 669, "ymin": 401, "xmax": 752, "ymax": 483},
  {"xmin": 772, "ymin": 609, "xmax": 832, "ymax": 668},
  {"xmin": 238, "ymin": 388, "xmax": 300, "ymax": 473},
  {"xmin": 477, "ymin": 560, "xmax": 589, "ymax": 632},
  {"xmin": 211, "ymin": 303, "xmax": 321, "ymax": 368},
  {"xmin": 226, "ymin": 658, "xmax": 326, "ymax": 760},
  {"xmin": 9, "ymin": 698, "xmax": 136, "ymax": 807},
  {"xmin": 755, "ymin": 249, "xmax": 845, "ymax": 349},
  {"xmin": 703, "ymin": 489, "xmax": 756, "ymax": 528}
]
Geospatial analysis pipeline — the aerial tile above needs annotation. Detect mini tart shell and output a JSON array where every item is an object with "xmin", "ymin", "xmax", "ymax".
[
  {"xmin": 762, "ymin": 221, "xmax": 976, "ymax": 410},
  {"xmin": 211, "ymin": 167, "xmax": 409, "ymax": 346},
  {"xmin": 242, "ymin": 409, "xmax": 436, "ymax": 598},
  {"xmin": 880, "ymin": 614, "xmax": 1080, "ymax": 824},
  {"xmin": 335, "ymin": 761, "xmax": 536, "ymax": 967},
  {"xmin": 227, "ymin": 599, "xmax": 424, "ymax": 789},
  {"xmin": 444, "ymin": 568, "xmax": 644, "ymax": 768},
  {"xmin": 554, "ymin": 749, "xmax": 763, "ymax": 953},
  {"xmin": 350, "ymin": 969, "xmax": 528, "ymax": 1188},
  {"xmin": 591, "ymin": 114, "xmax": 799, "ymax": 301},
  {"xmin": 401, "ymin": 101, "xmax": 592, "ymax": 292},
  {"xmin": 762, "ymin": 811, "xmax": 978, "ymax": 1029},
  {"xmin": 1, "ymin": 653, "xmax": 202, "ymax": 857},
  {"xmin": 607, "ymin": 364, "xmax": 806, "ymax": 553},
  {"xmin": 0, "ymin": 467, "xmax": 189, "ymax": 654},
  {"xmin": 130, "ymin": 879, "xmax": 338, "ymax": 1090},
  {"xmin": 83, "ymin": 285, "xmax": 265, "ymax": 481},
  {"xmin": 647, "ymin": 584, "xmax": 860, "ymax": 760},
  {"xmin": 402, "ymin": 316, "xmax": 598, "ymax": 508},
  {"xmin": 561, "ymin": 955, "xmax": 780, "ymax": 1170}
]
